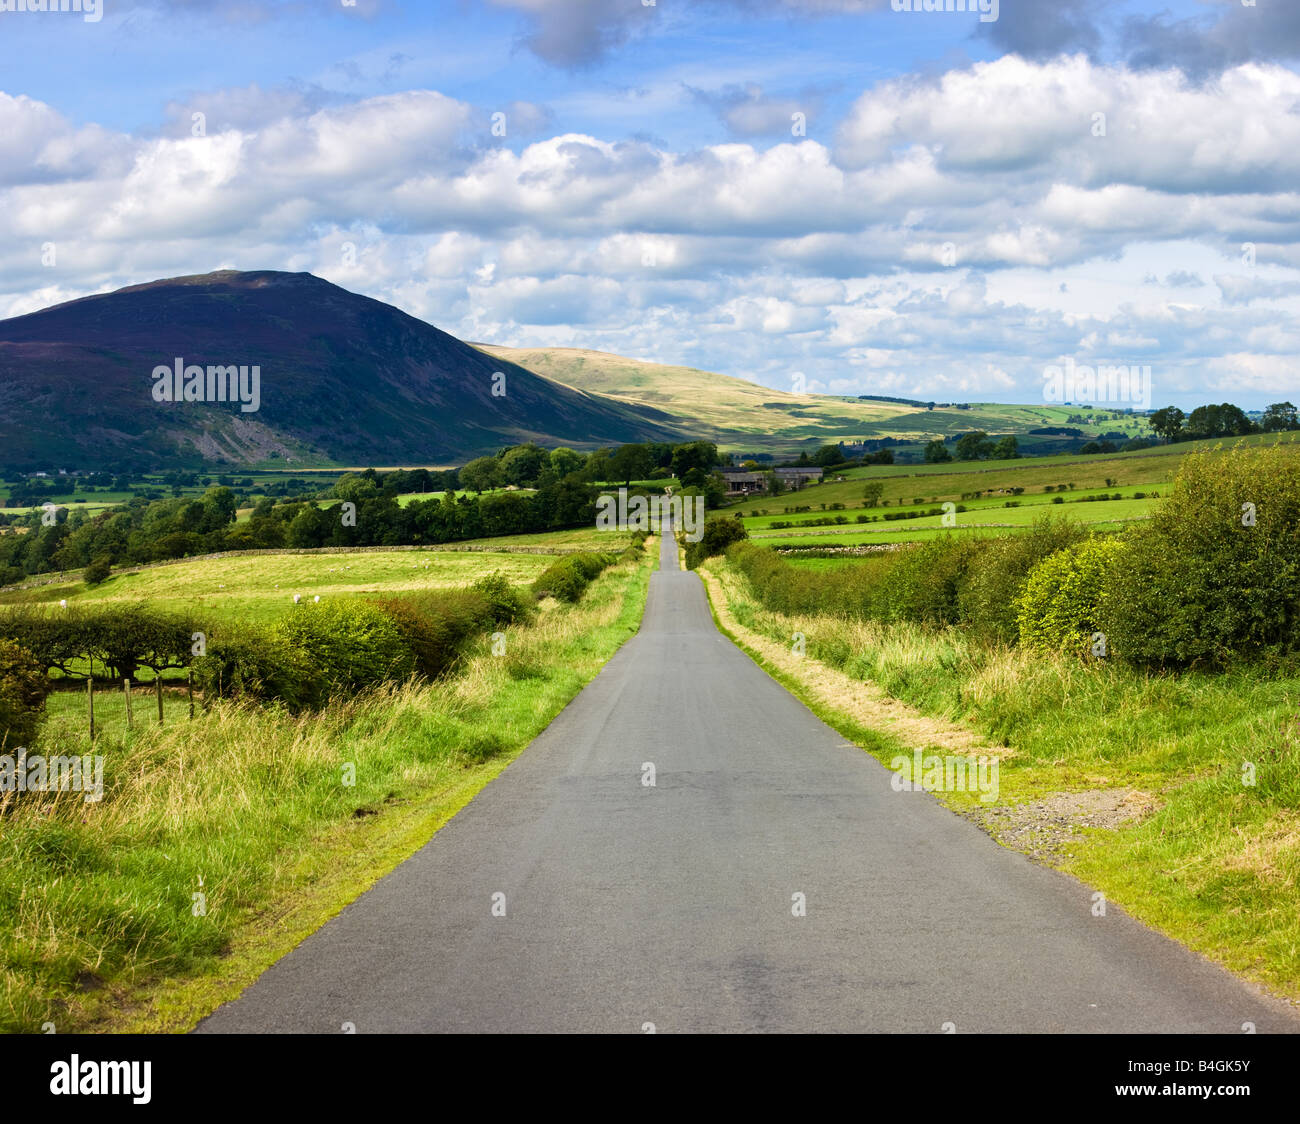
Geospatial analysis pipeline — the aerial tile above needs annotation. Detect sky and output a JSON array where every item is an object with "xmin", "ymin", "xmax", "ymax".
[{"xmin": 1, "ymin": 0, "xmax": 1298, "ymax": 411}]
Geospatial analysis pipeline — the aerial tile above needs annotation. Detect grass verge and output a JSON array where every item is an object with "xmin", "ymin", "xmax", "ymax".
[
  {"xmin": 699, "ymin": 557, "xmax": 1300, "ymax": 1004},
  {"xmin": 0, "ymin": 548, "xmax": 651, "ymax": 1033}
]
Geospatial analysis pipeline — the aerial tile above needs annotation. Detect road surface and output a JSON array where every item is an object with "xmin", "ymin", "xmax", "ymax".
[{"xmin": 198, "ymin": 528, "xmax": 1298, "ymax": 1033}]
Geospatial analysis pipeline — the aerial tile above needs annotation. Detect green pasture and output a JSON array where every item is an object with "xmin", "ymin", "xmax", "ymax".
[{"xmin": 2, "ymin": 549, "xmax": 559, "ymax": 626}]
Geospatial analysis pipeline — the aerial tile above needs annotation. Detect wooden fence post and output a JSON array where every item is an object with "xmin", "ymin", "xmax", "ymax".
[
  {"xmin": 124, "ymin": 678, "xmax": 133, "ymax": 730},
  {"xmin": 187, "ymin": 670, "xmax": 194, "ymax": 719},
  {"xmin": 87, "ymin": 678, "xmax": 95, "ymax": 741},
  {"xmin": 156, "ymin": 675, "xmax": 164, "ymax": 726}
]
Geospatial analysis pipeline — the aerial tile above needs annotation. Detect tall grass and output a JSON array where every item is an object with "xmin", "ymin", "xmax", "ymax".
[
  {"xmin": 0, "ymin": 549, "xmax": 651, "ymax": 1032},
  {"xmin": 715, "ymin": 561, "xmax": 1300, "ymax": 996}
]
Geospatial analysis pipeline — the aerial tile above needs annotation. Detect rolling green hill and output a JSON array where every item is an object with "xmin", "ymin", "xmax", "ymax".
[{"xmin": 473, "ymin": 344, "xmax": 1155, "ymax": 460}]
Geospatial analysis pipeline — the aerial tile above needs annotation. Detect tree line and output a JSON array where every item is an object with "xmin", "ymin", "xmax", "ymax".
[{"xmin": 0, "ymin": 441, "xmax": 725, "ymax": 585}]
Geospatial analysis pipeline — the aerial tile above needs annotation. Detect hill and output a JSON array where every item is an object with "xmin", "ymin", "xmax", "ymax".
[
  {"xmin": 472, "ymin": 345, "xmax": 1152, "ymax": 459},
  {"xmin": 472, "ymin": 344, "xmax": 912, "ymax": 455},
  {"xmin": 0, "ymin": 271, "xmax": 682, "ymax": 472}
]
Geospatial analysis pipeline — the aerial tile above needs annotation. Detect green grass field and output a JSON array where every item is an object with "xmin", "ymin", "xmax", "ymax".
[
  {"xmin": 751, "ymin": 496, "xmax": 1157, "ymax": 547},
  {"xmin": 0, "ymin": 525, "xmax": 637, "ymax": 628},
  {"xmin": 0, "ymin": 549, "xmax": 554, "ymax": 626},
  {"xmin": 0, "ymin": 541, "xmax": 655, "ymax": 1033},
  {"xmin": 732, "ymin": 433, "xmax": 1300, "ymax": 515},
  {"xmin": 724, "ymin": 434, "xmax": 1300, "ymax": 545}
]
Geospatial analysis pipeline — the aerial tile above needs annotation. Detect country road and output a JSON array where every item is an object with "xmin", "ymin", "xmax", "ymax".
[{"xmin": 198, "ymin": 529, "xmax": 1299, "ymax": 1034}]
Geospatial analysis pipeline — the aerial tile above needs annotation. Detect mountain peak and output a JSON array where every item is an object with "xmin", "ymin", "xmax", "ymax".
[{"xmin": 0, "ymin": 271, "xmax": 681, "ymax": 471}]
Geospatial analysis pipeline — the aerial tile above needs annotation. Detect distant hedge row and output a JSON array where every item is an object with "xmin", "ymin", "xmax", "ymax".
[
  {"xmin": 196, "ymin": 573, "xmax": 535, "ymax": 710},
  {"xmin": 0, "ymin": 530, "xmax": 651, "ymax": 739},
  {"xmin": 0, "ymin": 573, "xmax": 536, "ymax": 728},
  {"xmin": 529, "ymin": 532, "xmax": 644, "ymax": 603},
  {"xmin": 725, "ymin": 445, "xmax": 1300, "ymax": 668}
]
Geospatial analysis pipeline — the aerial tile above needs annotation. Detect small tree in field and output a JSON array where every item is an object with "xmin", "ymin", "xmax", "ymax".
[{"xmin": 83, "ymin": 555, "xmax": 112, "ymax": 586}]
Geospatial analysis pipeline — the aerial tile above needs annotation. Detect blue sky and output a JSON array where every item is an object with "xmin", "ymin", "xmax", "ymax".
[{"xmin": 2, "ymin": 0, "xmax": 1298, "ymax": 409}]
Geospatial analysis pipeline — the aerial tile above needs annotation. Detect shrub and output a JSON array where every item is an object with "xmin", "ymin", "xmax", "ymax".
[
  {"xmin": 1016, "ymin": 536, "xmax": 1128, "ymax": 655},
  {"xmin": 470, "ymin": 572, "xmax": 533, "ymax": 626},
  {"xmin": 685, "ymin": 516, "xmax": 748, "ymax": 570},
  {"xmin": 276, "ymin": 600, "xmax": 415, "ymax": 695},
  {"xmin": 958, "ymin": 514, "xmax": 1086, "ymax": 644},
  {"xmin": 0, "ymin": 638, "xmax": 51, "ymax": 747},
  {"xmin": 1098, "ymin": 444, "xmax": 1300, "ymax": 665},
  {"xmin": 878, "ymin": 536, "xmax": 985, "ymax": 625},
  {"xmin": 374, "ymin": 589, "xmax": 497, "ymax": 680},
  {"xmin": 0, "ymin": 606, "xmax": 92, "ymax": 677},
  {"xmin": 83, "ymin": 556, "xmax": 112, "ymax": 586},
  {"xmin": 192, "ymin": 622, "xmax": 326, "ymax": 711},
  {"xmin": 533, "ymin": 552, "xmax": 615, "ymax": 602},
  {"xmin": 83, "ymin": 604, "xmax": 195, "ymax": 681}
]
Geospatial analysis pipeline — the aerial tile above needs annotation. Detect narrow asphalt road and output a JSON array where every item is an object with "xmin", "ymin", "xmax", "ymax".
[{"xmin": 199, "ymin": 529, "xmax": 1298, "ymax": 1033}]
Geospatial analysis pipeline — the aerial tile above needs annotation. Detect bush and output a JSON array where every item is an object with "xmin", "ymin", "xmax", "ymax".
[
  {"xmin": 0, "ymin": 606, "xmax": 92, "ymax": 677},
  {"xmin": 375, "ymin": 590, "xmax": 497, "ymax": 680},
  {"xmin": 533, "ymin": 552, "xmax": 616, "ymax": 602},
  {"xmin": 192, "ymin": 622, "xmax": 326, "ymax": 711},
  {"xmin": 1098, "ymin": 444, "xmax": 1300, "ymax": 666},
  {"xmin": 276, "ymin": 600, "xmax": 415, "ymax": 695},
  {"xmin": 0, "ymin": 638, "xmax": 51, "ymax": 748},
  {"xmin": 878, "ymin": 536, "xmax": 985, "ymax": 625},
  {"xmin": 1016, "ymin": 536, "xmax": 1128, "ymax": 655},
  {"xmin": 958, "ymin": 514, "xmax": 1086, "ymax": 644},
  {"xmin": 83, "ymin": 556, "xmax": 112, "ymax": 586},
  {"xmin": 684, "ymin": 516, "xmax": 748, "ymax": 570},
  {"xmin": 83, "ymin": 604, "xmax": 194, "ymax": 681},
  {"xmin": 470, "ymin": 572, "xmax": 533, "ymax": 626}
]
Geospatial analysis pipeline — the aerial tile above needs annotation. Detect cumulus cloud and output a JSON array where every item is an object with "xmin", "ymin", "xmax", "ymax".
[
  {"xmin": 1214, "ymin": 274, "xmax": 1300, "ymax": 306},
  {"xmin": 4, "ymin": 54, "xmax": 1300, "ymax": 405},
  {"xmin": 976, "ymin": 0, "xmax": 1103, "ymax": 61},
  {"xmin": 688, "ymin": 83, "xmax": 822, "ymax": 139},
  {"xmin": 1123, "ymin": 0, "xmax": 1300, "ymax": 78}
]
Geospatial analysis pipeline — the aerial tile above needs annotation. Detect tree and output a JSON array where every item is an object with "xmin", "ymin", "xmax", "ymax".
[
  {"xmin": 684, "ymin": 515, "xmax": 748, "ymax": 570},
  {"xmin": 1148, "ymin": 406, "xmax": 1185, "ymax": 444},
  {"xmin": 924, "ymin": 439, "xmax": 952, "ymax": 464},
  {"xmin": 670, "ymin": 442, "xmax": 719, "ymax": 480},
  {"xmin": 499, "ymin": 444, "xmax": 549, "ymax": 487},
  {"xmin": 862, "ymin": 482, "xmax": 885, "ymax": 507},
  {"xmin": 992, "ymin": 436, "xmax": 1020, "ymax": 460},
  {"xmin": 607, "ymin": 444, "xmax": 655, "ymax": 486},
  {"xmin": 813, "ymin": 444, "xmax": 847, "ymax": 468},
  {"xmin": 1261, "ymin": 402, "xmax": 1299, "ymax": 432},
  {"xmin": 285, "ymin": 505, "xmax": 331, "ymax": 548},
  {"xmin": 1186, "ymin": 403, "xmax": 1255, "ymax": 440},
  {"xmin": 459, "ymin": 456, "xmax": 502, "ymax": 494},
  {"xmin": 83, "ymin": 556, "xmax": 112, "ymax": 586},
  {"xmin": 954, "ymin": 431, "xmax": 994, "ymax": 461},
  {"xmin": 549, "ymin": 447, "xmax": 584, "ymax": 477}
]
